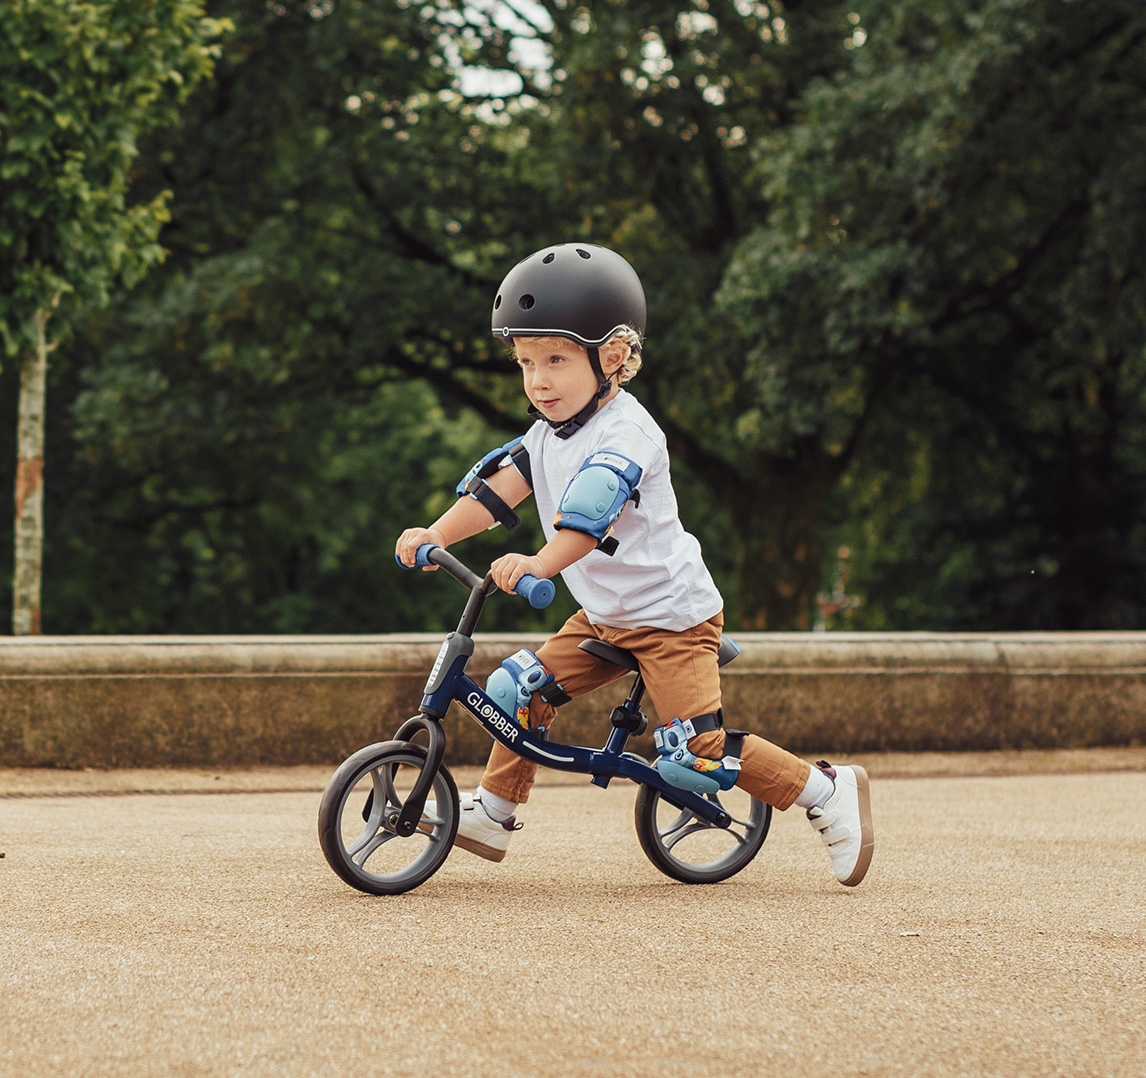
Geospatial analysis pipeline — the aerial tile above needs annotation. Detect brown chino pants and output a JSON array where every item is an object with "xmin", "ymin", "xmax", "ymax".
[{"xmin": 479, "ymin": 609, "xmax": 811, "ymax": 809}]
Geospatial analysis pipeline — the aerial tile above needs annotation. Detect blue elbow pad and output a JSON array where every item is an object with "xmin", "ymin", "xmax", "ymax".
[
  {"xmin": 554, "ymin": 451, "xmax": 642, "ymax": 555},
  {"xmin": 456, "ymin": 437, "xmax": 532, "ymax": 531}
]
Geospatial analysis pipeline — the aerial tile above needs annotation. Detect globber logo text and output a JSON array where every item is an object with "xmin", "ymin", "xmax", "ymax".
[{"xmin": 467, "ymin": 692, "xmax": 519, "ymax": 742}]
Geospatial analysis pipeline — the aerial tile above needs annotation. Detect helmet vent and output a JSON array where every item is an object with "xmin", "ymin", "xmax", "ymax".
[
  {"xmin": 494, "ymin": 295, "xmax": 502, "ymax": 310},
  {"xmin": 542, "ymin": 253, "xmax": 555, "ymax": 264},
  {"xmin": 519, "ymin": 294, "xmax": 535, "ymax": 310},
  {"xmin": 576, "ymin": 248, "xmax": 591, "ymax": 259}
]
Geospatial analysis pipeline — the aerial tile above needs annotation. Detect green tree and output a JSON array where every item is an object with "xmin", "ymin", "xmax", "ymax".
[
  {"xmin": 0, "ymin": 1, "xmax": 940, "ymax": 631},
  {"xmin": 37, "ymin": 0, "xmax": 565, "ymax": 634},
  {"xmin": 720, "ymin": 0, "xmax": 1146, "ymax": 628},
  {"xmin": 78, "ymin": 0, "xmax": 855, "ymax": 632},
  {"xmin": 323, "ymin": 0, "xmax": 859, "ymax": 629},
  {"xmin": 0, "ymin": 0, "xmax": 226, "ymax": 632},
  {"xmin": 25, "ymin": 0, "xmax": 1146, "ymax": 636}
]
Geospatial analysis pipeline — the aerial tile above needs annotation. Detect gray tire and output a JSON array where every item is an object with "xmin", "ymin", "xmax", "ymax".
[
  {"xmin": 634, "ymin": 782, "xmax": 771, "ymax": 884},
  {"xmin": 318, "ymin": 740, "xmax": 458, "ymax": 895}
]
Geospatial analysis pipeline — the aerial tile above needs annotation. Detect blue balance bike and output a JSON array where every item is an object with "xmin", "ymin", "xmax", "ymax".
[{"xmin": 317, "ymin": 545, "xmax": 771, "ymax": 894}]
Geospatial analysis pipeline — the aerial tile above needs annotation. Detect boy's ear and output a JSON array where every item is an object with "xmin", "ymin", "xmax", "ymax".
[{"xmin": 600, "ymin": 339, "xmax": 630, "ymax": 375}]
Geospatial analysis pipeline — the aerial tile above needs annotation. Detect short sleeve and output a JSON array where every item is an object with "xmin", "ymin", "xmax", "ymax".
[{"xmin": 585, "ymin": 415, "xmax": 661, "ymax": 478}]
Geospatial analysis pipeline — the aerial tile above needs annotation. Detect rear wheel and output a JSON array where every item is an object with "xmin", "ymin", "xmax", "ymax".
[
  {"xmin": 318, "ymin": 740, "xmax": 458, "ymax": 895},
  {"xmin": 634, "ymin": 782, "xmax": 771, "ymax": 884}
]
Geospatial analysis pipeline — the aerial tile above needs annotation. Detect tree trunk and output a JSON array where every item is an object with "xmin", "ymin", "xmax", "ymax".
[
  {"xmin": 728, "ymin": 450, "xmax": 849, "ymax": 631},
  {"xmin": 661, "ymin": 418, "xmax": 853, "ymax": 631},
  {"xmin": 13, "ymin": 306, "xmax": 51, "ymax": 635}
]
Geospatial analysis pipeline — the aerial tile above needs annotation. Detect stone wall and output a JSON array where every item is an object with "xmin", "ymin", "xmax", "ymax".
[{"xmin": 2, "ymin": 632, "xmax": 1144, "ymax": 768}]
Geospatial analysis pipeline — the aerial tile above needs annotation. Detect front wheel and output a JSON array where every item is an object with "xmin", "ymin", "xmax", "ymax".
[
  {"xmin": 634, "ymin": 781, "xmax": 772, "ymax": 884},
  {"xmin": 318, "ymin": 740, "xmax": 459, "ymax": 895}
]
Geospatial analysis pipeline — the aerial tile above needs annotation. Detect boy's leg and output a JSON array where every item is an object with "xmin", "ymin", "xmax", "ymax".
[
  {"xmin": 709, "ymin": 733, "xmax": 811, "ymax": 810},
  {"xmin": 478, "ymin": 610, "xmax": 629, "ymax": 804},
  {"xmin": 603, "ymin": 614, "xmax": 811, "ymax": 811},
  {"xmin": 604, "ymin": 614, "xmax": 871, "ymax": 883}
]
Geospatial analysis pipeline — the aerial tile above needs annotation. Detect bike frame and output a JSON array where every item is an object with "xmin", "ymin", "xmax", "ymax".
[{"xmin": 392, "ymin": 547, "xmax": 733, "ymax": 838}]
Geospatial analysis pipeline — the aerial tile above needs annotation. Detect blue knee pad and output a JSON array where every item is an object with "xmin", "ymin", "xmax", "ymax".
[
  {"xmin": 485, "ymin": 649, "xmax": 560, "ymax": 726},
  {"xmin": 653, "ymin": 718, "xmax": 741, "ymax": 796}
]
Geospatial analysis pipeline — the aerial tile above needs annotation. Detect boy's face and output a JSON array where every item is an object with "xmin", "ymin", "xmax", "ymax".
[{"xmin": 514, "ymin": 337, "xmax": 605, "ymax": 423}]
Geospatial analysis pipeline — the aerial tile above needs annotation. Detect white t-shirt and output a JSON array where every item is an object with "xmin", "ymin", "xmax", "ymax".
[{"xmin": 516, "ymin": 390, "xmax": 723, "ymax": 631}]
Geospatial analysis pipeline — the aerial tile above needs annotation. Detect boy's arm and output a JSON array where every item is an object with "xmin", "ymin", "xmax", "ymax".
[
  {"xmin": 395, "ymin": 465, "xmax": 532, "ymax": 567},
  {"xmin": 489, "ymin": 530, "xmax": 597, "ymax": 594},
  {"xmin": 490, "ymin": 446, "xmax": 647, "ymax": 591}
]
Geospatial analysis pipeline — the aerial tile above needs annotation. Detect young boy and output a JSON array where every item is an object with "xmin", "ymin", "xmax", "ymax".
[{"xmin": 395, "ymin": 242, "xmax": 874, "ymax": 887}]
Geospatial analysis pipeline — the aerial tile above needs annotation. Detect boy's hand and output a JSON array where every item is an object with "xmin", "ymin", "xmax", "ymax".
[
  {"xmin": 395, "ymin": 527, "xmax": 446, "ymax": 570},
  {"xmin": 490, "ymin": 552, "xmax": 547, "ymax": 594}
]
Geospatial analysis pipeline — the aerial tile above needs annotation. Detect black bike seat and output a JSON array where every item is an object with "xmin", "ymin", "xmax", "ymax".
[
  {"xmin": 578, "ymin": 635, "xmax": 741, "ymax": 671},
  {"xmin": 578, "ymin": 639, "xmax": 640, "ymax": 670}
]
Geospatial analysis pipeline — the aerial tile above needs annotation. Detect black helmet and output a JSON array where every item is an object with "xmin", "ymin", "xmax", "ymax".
[
  {"xmin": 491, "ymin": 243, "xmax": 646, "ymax": 438},
  {"xmin": 491, "ymin": 243, "xmax": 646, "ymax": 348}
]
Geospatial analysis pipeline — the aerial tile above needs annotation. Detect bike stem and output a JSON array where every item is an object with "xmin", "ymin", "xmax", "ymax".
[{"xmin": 457, "ymin": 573, "xmax": 498, "ymax": 638}]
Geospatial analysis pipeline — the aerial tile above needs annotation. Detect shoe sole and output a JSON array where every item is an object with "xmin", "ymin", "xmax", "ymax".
[
  {"xmin": 453, "ymin": 833, "xmax": 508, "ymax": 863},
  {"xmin": 840, "ymin": 765, "xmax": 874, "ymax": 886}
]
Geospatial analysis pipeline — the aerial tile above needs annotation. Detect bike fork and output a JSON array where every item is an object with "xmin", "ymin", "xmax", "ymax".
[{"xmin": 391, "ymin": 712, "xmax": 447, "ymax": 836}]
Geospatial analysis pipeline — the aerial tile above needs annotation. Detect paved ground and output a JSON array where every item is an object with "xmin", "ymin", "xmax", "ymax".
[{"xmin": 2, "ymin": 752, "xmax": 1144, "ymax": 1077}]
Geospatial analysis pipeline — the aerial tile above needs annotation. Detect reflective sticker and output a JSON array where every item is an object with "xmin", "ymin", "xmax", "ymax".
[{"xmin": 424, "ymin": 639, "xmax": 451, "ymax": 694}]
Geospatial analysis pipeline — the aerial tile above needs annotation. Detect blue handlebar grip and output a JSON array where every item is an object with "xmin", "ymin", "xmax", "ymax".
[
  {"xmin": 394, "ymin": 543, "xmax": 440, "ymax": 570},
  {"xmin": 514, "ymin": 574, "xmax": 555, "ymax": 610}
]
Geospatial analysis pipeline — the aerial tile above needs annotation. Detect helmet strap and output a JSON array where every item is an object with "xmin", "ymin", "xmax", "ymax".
[{"xmin": 527, "ymin": 345, "xmax": 614, "ymax": 439}]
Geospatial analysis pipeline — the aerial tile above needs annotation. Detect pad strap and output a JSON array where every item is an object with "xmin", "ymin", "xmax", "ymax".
[
  {"xmin": 691, "ymin": 714, "xmax": 748, "ymax": 763},
  {"xmin": 468, "ymin": 478, "xmax": 521, "ymax": 531},
  {"xmin": 722, "ymin": 729, "xmax": 749, "ymax": 762},
  {"xmin": 682, "ymin": 710, "xmax": 724, "ymax": 735},
  {"xmin": 537, "ymin": 682, "xmax": 572, "ymax": 708},
  {"xmin": 457, "ymin": 437, "xmax": 533, "ymax": 532},
  {"xmin": 506, "ymin": 440, "xmax": 533, "ymax": 489},
  {"xmin": 653, "ymin": 711, "xmax": 746, "ymax": 762}
]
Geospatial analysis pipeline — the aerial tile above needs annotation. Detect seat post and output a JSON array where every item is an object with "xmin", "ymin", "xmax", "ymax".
[
  {"xmin": 591, "ymin": 672, "xmax": 648, "ymax": 789},
  {"xmin": 624, "ymin": 672, "xmax": 647, "ymax": 710}
]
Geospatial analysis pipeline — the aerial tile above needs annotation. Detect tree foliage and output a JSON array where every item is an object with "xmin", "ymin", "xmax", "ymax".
[
  {"xmin": 34, "ymin": 0, "xmax": 566, "ymax": 633},
  {"xmin": 4, "ymin": 0, "xmax": 1145, "ymax": 634},
  {"xmin": 721, "ymin": 0, "xmax": 1146, "ymax": 628},
  {"xmin": 0, "ymin": 0, "xmax": 228, "ymax": 355},
  {"xmin": 1, "ymin": 0, "xmax": 227, "ymax": 632}
]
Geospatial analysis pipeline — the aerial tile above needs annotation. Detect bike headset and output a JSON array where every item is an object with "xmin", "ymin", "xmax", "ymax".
[{"xmin": 491, "ymin": 243, "xmax": 647, "ymax": 438}]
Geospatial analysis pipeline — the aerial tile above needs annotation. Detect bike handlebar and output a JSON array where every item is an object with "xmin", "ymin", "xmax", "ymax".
[{"xmin": 395, "ymin": 544, "xmax": 555, "ymax": 610}]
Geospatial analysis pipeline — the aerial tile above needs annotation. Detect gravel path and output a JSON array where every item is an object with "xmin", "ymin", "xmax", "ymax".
[{"xmin": 2, "ymin": 759, "xmax": 1144, "ymax": 1077}]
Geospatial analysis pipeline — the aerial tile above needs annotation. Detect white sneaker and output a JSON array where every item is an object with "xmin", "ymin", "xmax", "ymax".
[
  {"xmin": 807, "ymin": 763, "xmax": 874, "ymax": 887},
  {"xmin": 453, "ymin": 792, "xmax": 520, "ymax": 863}
]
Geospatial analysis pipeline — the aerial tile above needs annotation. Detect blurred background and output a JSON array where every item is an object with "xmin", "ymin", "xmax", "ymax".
[{"xmin": 2, "ymin": 0, "xmax": 1145, "ymax": 636}]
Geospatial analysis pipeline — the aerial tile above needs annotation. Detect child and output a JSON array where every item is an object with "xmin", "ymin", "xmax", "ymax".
[{"xmin": 395, "ymin": 242, "xmax": 874, "ymax": 887}]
